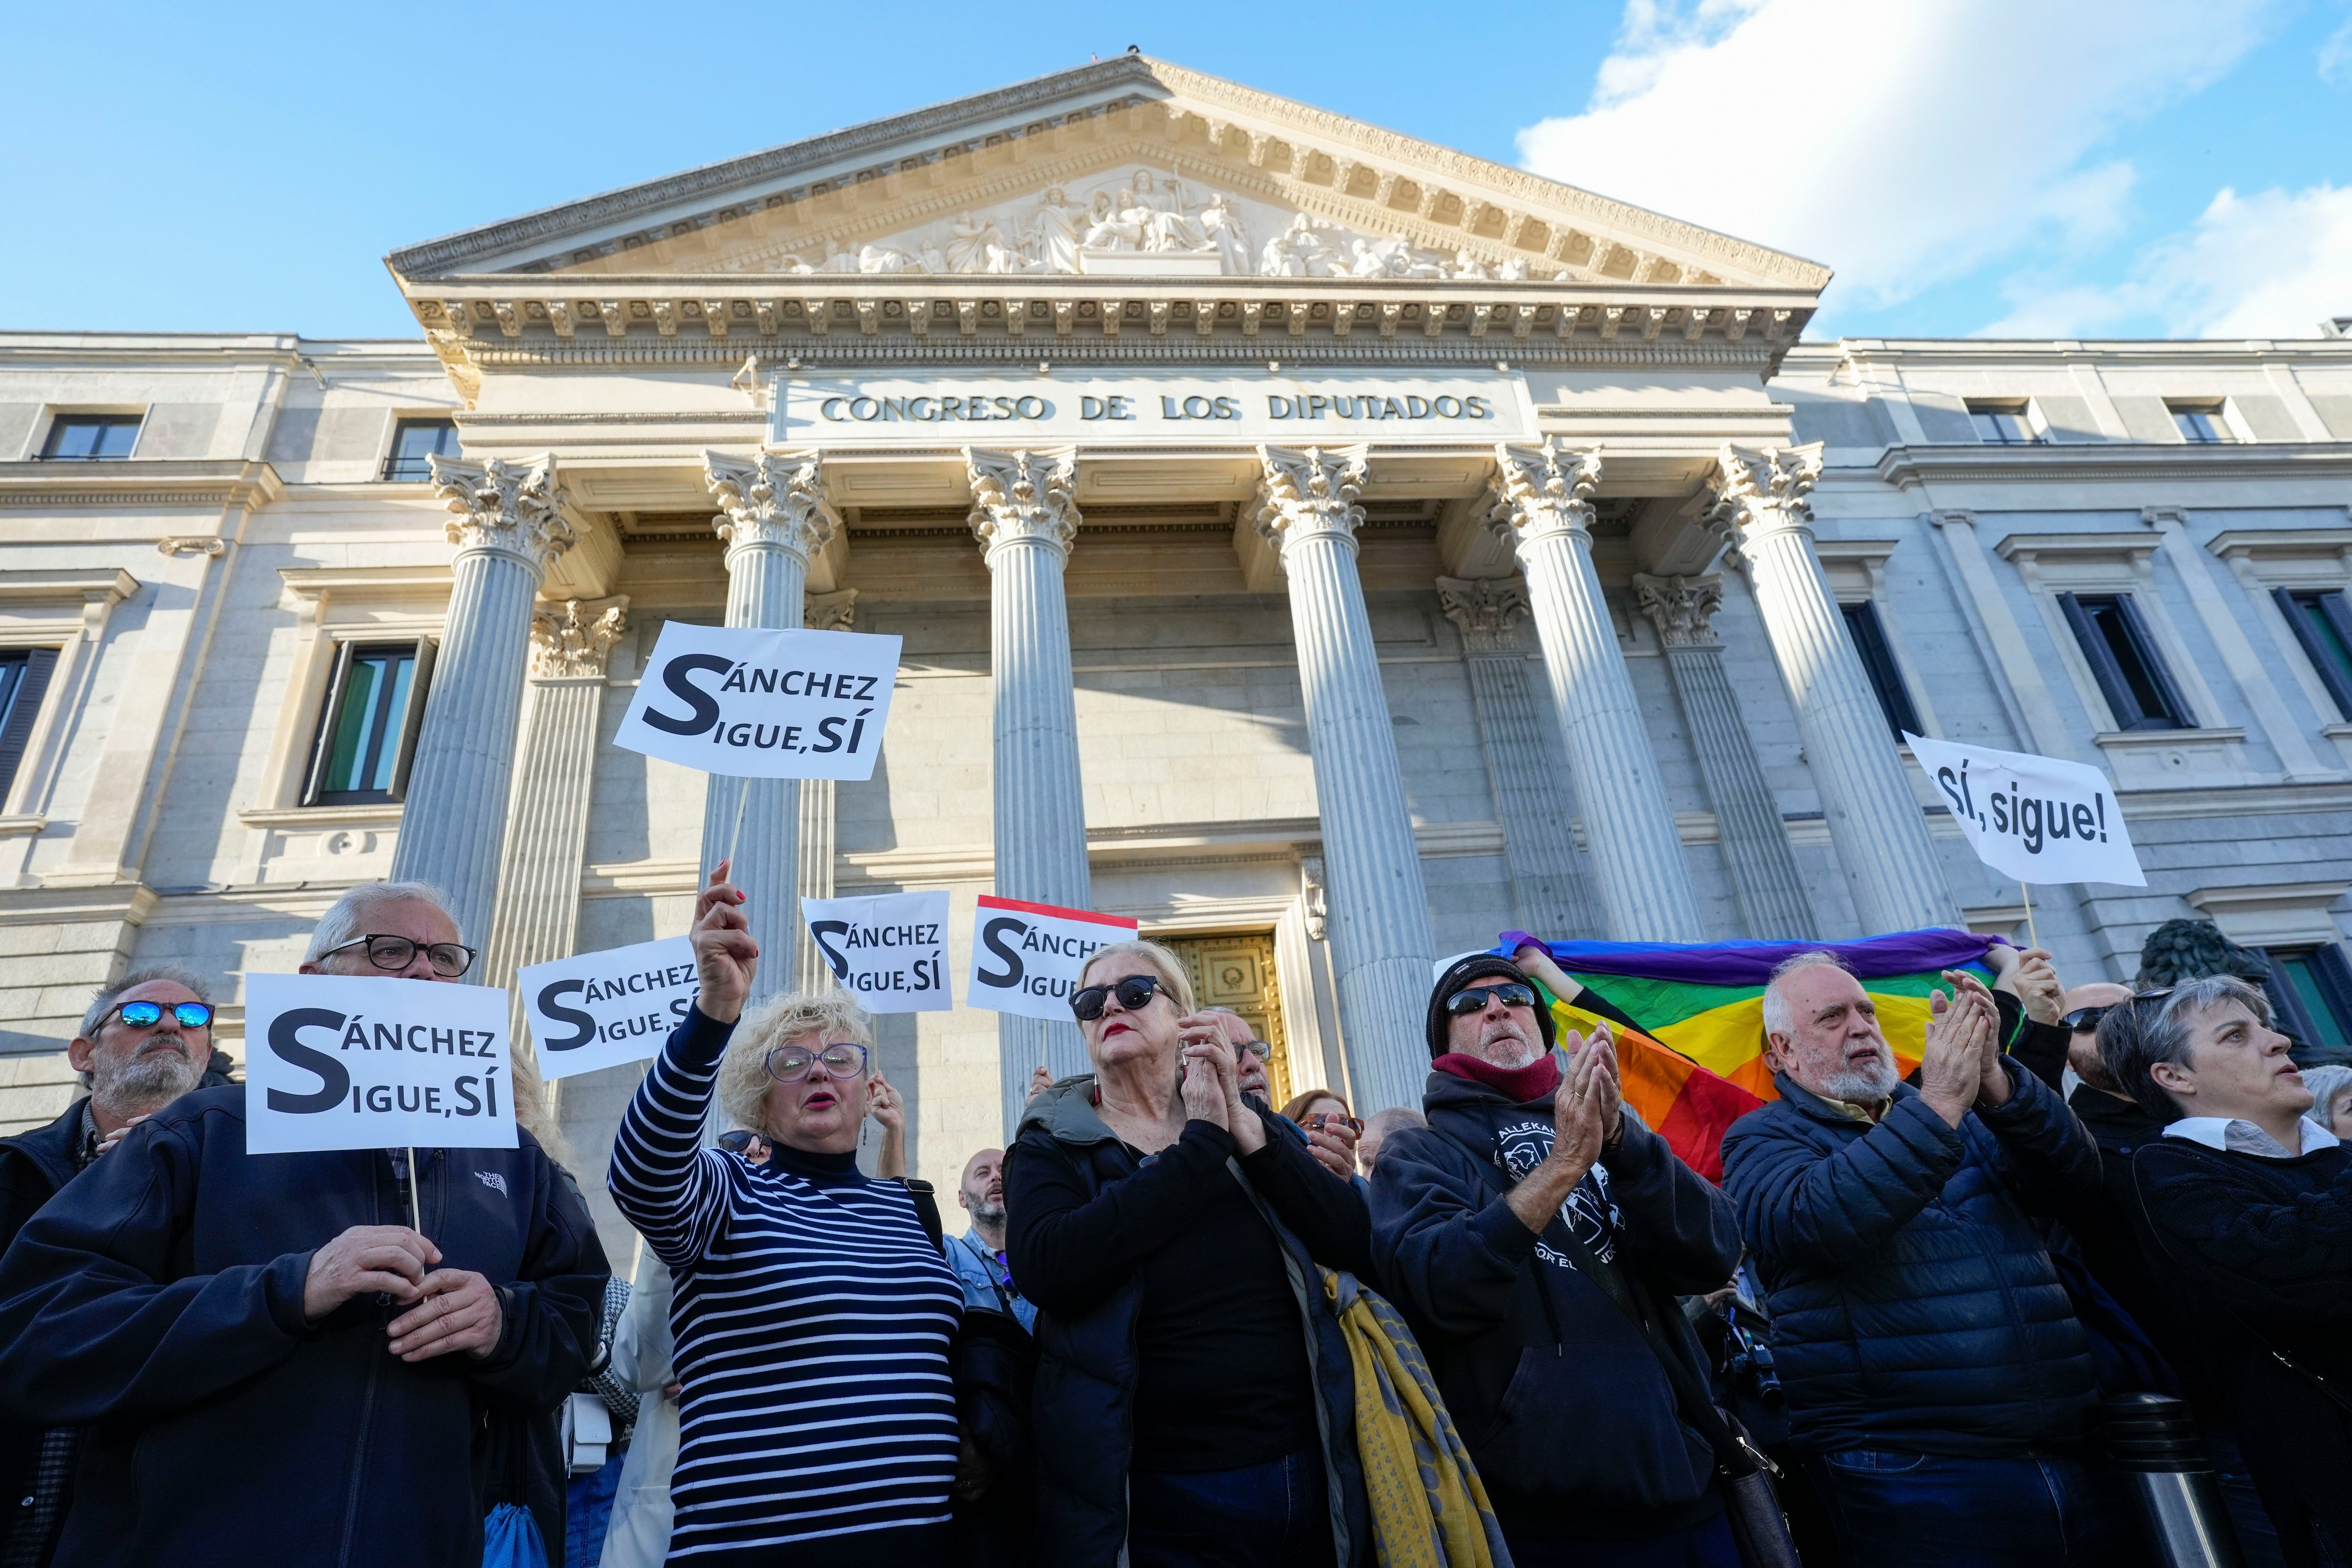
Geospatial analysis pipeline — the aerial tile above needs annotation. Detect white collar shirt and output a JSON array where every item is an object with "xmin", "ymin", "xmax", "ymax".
[{"xmin": 2161, "ymin": 1115, "xmax": 2342, "ymax": 1159}]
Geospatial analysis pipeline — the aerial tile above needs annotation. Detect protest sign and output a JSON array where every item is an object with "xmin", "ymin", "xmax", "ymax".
[
  {"xmin": 520, "ymin": 936, "xmax": 700, "ymax": 1080},
  {"xmin": 966, "ymin": 895, "xmax": 1141, "ymax": 1022},
  {"xmin": 244, "ymin": 973, "xmax": 517, "ymax": 1154},
  {"xmin": 1905, "ymin": 732, "xmax": 2146, "ymax": 887},
  {"xmin": 614, "ymin": 622, "xmax": 903, "ymax": 781},
  {"xmin": 802, "ymin": 891, "xmax": 952, "ymax": 1013}
]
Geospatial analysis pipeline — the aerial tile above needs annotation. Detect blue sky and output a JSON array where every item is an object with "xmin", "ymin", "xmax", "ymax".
[{"xmin": 4, "ymin": 0, "xmax": 2346, "ymax": 342}]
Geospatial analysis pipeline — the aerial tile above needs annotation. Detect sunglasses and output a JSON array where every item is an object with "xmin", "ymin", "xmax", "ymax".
[
  {"xmin": 1236, "ymin": 1039, "xmax": 1271, "ymax": 1060},
  {"xmin": 317, "ymin": 934, "xmax": 477, "ymax": 979},
  {"xmin": 1444, "ymin": 982, "xmax": 1537, "ymax": 1017},
  {"xmin": 1307, "ymin": 1112, "xmax": 1364, "ymax": 1135},
  {"xmin": 2067, "ymin": 988, "xmax": 2179, "ymax": 1035},
  {"xmin": 764, "ymin": 1042, "xmax": 870, "ymax": 1084},
  {"xmin": 1072, "ymin": 973, "xmax": 1162, "ymax": 1022},
  {"xmin": 716, "ymin": 1130, "xmax": 764, "ymax": 1155},
  {"xmin": 108, "ymin": 1000, "xmax": 215, "ymax": 1031}
]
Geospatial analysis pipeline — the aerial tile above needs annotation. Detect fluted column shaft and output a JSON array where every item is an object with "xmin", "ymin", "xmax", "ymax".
[
  {"xmin": 969, "ymin": 449, "xmax": 1091, "ymax": 1130},
  {"xmin": 395, "ymin": 454, "xmax": 576, "ymax": 947},
  {"xmin": 699, "ymin": 451, "xmax": 840, "ymax": 1006},
  {"xmin": 793, "ymin": 590, "xmax": 859, "ymax": 993},
  {"xmin": 1713, "ymin": 444, "xmax": 1957, "ymax": 932},
  {"xmin": 1490, "ymin": 443, "xmax": 1704, "ymax": 942},
  {"xmin": 1636, "ymin": 574, "xmax": 1815, "ymax": 939},
  {"xmin": 1255, "ymin": 446, "xmax": 1432, "ymax": 1115}
]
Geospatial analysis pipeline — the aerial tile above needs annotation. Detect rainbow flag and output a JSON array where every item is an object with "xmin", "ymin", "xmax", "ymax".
[{"xmin": 1506, "ymin": 928, "xmax": 1999, "ymax": 1181}]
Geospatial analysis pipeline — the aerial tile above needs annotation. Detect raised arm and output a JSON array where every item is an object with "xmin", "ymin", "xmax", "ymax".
[
  {"xmin": 1368, "ymin": 1127, "xmax": 1536, "ymax": 1340},
  {"xmin": 1600, "ymin": 1109, "xmax": 1743, "ymax": 1291},
  {"xmin": 1003, "ymin": 1121, "xmax": 1235, "ymax": 1317},
  {"xmin": 1240, "ymin": 1111, "xmax": 1376, "ymax": 1278}
]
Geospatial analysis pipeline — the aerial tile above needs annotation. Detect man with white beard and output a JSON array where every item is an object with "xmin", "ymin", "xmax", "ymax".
[{"xmin": 0, "ymin": 965, "xmax": 217, "ymax": 1566}]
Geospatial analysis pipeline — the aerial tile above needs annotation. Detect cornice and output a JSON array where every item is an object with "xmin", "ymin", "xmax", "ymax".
[
  {"xmin": 1804, "ymin": 337, "xmax": 2352, "ymax": 372},
  {"xmin": 2209, "ymin": 527, "xmax": 2352, "ymax": 559},
  {"xmin": 0, "ymin": 460, "xmax": 283, "ymax": 509},
  {"xmin": 1874, "ymin": 441, "xmax": 2352, "ymax": 489}
]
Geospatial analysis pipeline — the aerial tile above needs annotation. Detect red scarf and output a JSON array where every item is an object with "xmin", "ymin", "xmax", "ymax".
[{"xmin": 1432, "ymin": 1051, "xmax": 1559, "ymax": 1105}]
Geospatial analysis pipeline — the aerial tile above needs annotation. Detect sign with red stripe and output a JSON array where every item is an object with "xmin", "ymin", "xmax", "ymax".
[{"xmin": 967, "ymin": 894, "xmax": 1140, "ymax": 1022}]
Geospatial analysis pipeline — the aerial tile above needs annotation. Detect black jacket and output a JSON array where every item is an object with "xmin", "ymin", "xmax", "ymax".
[
  {"xmin": 1721, "ymin": 1063, "xmax": 2100, "ymax": 1457},
  {"xmin": 1369, "ymin": 1070, "xmax": 1741, "ymax": 1543},
  {"xmin": 1004, "ymin": 1082, "xmax": 1373, "ymax": 1568},
  {"xmin": 2133, "ymin": 1135, "xmax": 2352, "ymax": 1567},
  {"xmin": 0, "ymin": 1100, "xmax": 86, "ymax": 1556},
  {"xmin": 0, "ymin": 1084, "xmax": 609, "ymax": 1568}
]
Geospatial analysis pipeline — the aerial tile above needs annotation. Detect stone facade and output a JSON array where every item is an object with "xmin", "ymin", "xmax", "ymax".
[{"xmin": 2, "ymin": 56, "xmax": 2348, "ymax": 1263}]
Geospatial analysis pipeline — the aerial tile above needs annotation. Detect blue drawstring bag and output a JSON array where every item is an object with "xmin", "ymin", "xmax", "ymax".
[{"xmin": 484, "ymin": 1502, "xmax": 547, "ymax": 1568}]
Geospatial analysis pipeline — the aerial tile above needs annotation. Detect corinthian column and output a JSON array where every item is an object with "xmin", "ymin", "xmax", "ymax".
[
  {"xmin": 1253, "ymin": 445, "xmax": 1432, "ymax": 1115},
  {"xmin": 1487, "ymin": 441, "xmax": 1704, "ymax": 942},
  {"xmin": 1634, "ymin": 574, "xmax": 1815, "ymax": 939},
  {"xmin": 1710, "ymin": 444, "xmax": 1957, "ymax": 932},
  {"xmin": 967, "ymin": 448, "xmax": 1091, "ymax": 1127},
  {"xmin": 481, "ymin": 596, "xmax": 631, "ymax": 996},
  {"xmin": 1435, "ymin": 576, "xmax": 1600, "ymax": 939},
  {"xmin": 795, "ymin": 589, "xmax": 859, "ymax": 992},
  {"xmin": 397, "ymin": 454, "xmax": 577, "ymax": 947},
  {"xmin": 700, "ymin": 449, "xmax": 839, "ymax": 1005}
]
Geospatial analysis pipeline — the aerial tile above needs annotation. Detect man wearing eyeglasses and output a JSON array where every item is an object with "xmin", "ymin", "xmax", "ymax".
[
  {"xmin": 0, "ymin": 879, "xmax": 609, "ymax": 1568},
  {"xmin": 0, "ymin": 966, "xmax": 218, "ymax": 1568}
]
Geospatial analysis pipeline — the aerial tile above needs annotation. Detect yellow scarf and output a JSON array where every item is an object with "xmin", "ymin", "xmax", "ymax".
[{"xmin": 1321, "ymin": 1269, "xmax": 1512, "ymax": 1568}]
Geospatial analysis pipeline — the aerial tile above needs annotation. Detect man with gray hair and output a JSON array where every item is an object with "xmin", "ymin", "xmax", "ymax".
[
  {"xmin": 0, "ymin": 964, "xmax": 219, "ymax": 1566},
  {"xmin": 1721, "ymin": 949, "xmax": 2119, "ymax": 1568},
  {"xmin": 0, "ymin": 878, "xmax": 608, "ymax": 1568}
]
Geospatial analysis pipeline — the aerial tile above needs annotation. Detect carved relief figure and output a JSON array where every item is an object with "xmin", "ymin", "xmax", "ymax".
[
  {"xmin": 1260, "ymin": 212, "xmax": 1337, "ymax": 277},
  {"xmin": 1199, "ymin": 191, "xmax": 1250, "ymax": 275},
  {"xmin": 1025, "ymin": 187, "xmax": 1084, "ymax": 274},
  {"xmin": 1079, "ymin": 190, "xmax": 1146, "ymax": 252}
]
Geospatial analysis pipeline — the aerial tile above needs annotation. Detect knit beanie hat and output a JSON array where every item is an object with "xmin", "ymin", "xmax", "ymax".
[{"xmin": 1425, "ymin": 954, "xmax": 1557, "ymax": 1059}]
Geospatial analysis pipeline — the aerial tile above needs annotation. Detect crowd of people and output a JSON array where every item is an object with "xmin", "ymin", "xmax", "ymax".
[{"xmin": 0, "ymin": 866, "xmax": 2343, "ymax": 1568}]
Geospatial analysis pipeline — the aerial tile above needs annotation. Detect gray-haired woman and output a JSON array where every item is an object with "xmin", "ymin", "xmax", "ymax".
[{"xmin": 608, "ymin": 865, "xmax": 961, "ymax": 1568}]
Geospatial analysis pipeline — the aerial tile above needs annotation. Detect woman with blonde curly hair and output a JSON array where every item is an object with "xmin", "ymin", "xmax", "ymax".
[{"xmin": 608, "ymin": 865, "xmax": 961, "ymax": 1568}]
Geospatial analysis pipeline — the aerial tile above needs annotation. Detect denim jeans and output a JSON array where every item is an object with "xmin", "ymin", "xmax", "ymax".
[
  {"xmin": 1807, "ymin": 1449, "xmax": 2134, "ymax": 1568},
  {"xmin": 1129, "ymin": 1447, "xmax": 1336, "ymax": 1568},
  {"xmin": 562, "ymin": 1450, "xmax": 624, "ymax": 1568}
]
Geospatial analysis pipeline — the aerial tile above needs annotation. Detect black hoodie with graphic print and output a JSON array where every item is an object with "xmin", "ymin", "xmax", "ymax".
[{"xmin": 1368, "ymin": 1068, "xmax": 1742, "ymax": 1545}]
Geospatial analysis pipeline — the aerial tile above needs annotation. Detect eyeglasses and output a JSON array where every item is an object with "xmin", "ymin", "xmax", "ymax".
[
  {"xmin": 763, "ymin": 1042, "xmax": 869, "ymax": 1084},
  {"xmin": 1444, "ymin": 982, "xmax": 1537, "ymax": 1017},
  {"xmin": 107, "ymin": 1000, "xmax": 214, "ymax": 1031},
  {"xmin": 1307, "ymin": 1112, "xmax": 1364, "ymax": 1135},
  {"xmin": 1236, "ymin": 1039, "xmax": 1271, "ymax": 1060},
  {"xmin": 1072, "ymin": 973, "xmax": 1162, "ymax": 1022},
  {"xmin": 317, "ymin": 934, "xmax": 477, "ymax": 978}
]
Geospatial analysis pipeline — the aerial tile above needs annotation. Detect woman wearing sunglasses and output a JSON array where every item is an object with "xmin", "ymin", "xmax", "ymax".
[
  {"xmin": 608, "ymin": 866, "xmax": 962, "ymax": 1568},
  {"xmin": 1005, "ymin": 939, "xmax": 1378, "ymax": 1568}
]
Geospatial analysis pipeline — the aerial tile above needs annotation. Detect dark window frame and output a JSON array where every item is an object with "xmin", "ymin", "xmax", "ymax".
[
  {"xmin": 300, "ymin": 639, "xmax": 438, "ymax": 806},
  {"xmin": 2058, "ymin": 592, "xmax": 2194, "ymax": 731},
  {"xmin": 2274, "ymin": 587, "xmax": 2352, "ymax": 721},
  {"xmin": 2261, "ymin": 944, "xmax": 2352, "ymax": 1061},
  {"xmin": 0, "ymin": 648, "xmax": 61, "ymax": 806},
  {"xmin": 381, "ymin": 419, "xmax": 459, "ymax": 482},
  {"xmin": 39, "ymin": 413, "xmax": 142, "ymax": 461},
  {"xmin": 1966, "ymin": 400, "xmax": 2041, "ymax": 446},
  {"xmin": 1840, "ymin": 599, "xmax": 1924, "ymax": 741},
  {"xmin": 2165, "ymin": 402, "xmax": 2235, "ymax": 444}
]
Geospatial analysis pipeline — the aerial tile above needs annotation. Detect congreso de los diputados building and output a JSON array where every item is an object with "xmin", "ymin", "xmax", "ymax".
[{"xmin": 4, "ymin": 54, "xmax": 2351, "ymax": 1251}]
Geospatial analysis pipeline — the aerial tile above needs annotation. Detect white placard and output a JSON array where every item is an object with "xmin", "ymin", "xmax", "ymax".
[
  {"xmin": 244, "ymin": 974, "xmax": 518, "ymax": 1154},
  {"xmin": 802, "ymin": 891, "xmax": 953, "ymax": 1013},
  {"xmin": 520, "ymin": 936, "xmax": 700, "ymax": 1081},
  {"xmin": 1905, "ymin": 732, "xmax": 2147, "ymax": 887},
  {"xmin": 965, "ymin": 894, "xmax": 1141, "ymax": 1022},
  {"xmin": 614, "ymin": 623, "xmax": 902, "ymax": 780},
  {"xmin": 772, "ymin": 367, "xmax": 1535, "ymax": 448}
]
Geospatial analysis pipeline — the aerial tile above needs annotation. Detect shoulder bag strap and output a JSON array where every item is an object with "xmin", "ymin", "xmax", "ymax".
[{"xmin": 897, "ymin": 1176, "xmax": 946, "ymax": 1254}]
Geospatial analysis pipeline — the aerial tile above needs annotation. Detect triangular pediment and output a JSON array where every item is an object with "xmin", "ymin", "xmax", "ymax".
[{"xmin": 388, "ymin": 56, "xmax": 1828, "ymax": 294}]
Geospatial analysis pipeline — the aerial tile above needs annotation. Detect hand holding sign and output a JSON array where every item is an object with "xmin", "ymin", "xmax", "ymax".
[
  {"xmin": 387, "ymin": 1269, "xmax": 504, "ymax": 1361},
  {"xmin": 302, "ymin": 1225, "xmax": 439, "ymax": 1320},
  {"xmin": 692, "ymin": 862, "xmax": 758, "ymax": 1024}
]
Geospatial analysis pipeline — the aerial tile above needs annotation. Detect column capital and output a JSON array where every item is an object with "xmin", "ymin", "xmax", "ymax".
[
  {"xmin": 528, "ymin": 595, "xmax": 629, "ymax": 679},
  {"xmin": 804, "ymin": 588, "xmax": 859, "ymax": 631},
  {"xmin": 1435, "ymin": 574, "xmax": 1531, "ymax": 653},
  {"xmin": 1631, "ymin": 573, "xmax": 1724, "ymax": 649},
  {"xmin": 1925, "ymin": 507, "xmax": 1979, "ymax": 531},
  {"xmin": 1707, "ymin": 441, "xmax": 1825, "ymax": 543},
  {"xmin": 428, "ymin": 454, "xmax": 575, "ymax": 573},
  {"xmin": 705, "ymin": 449, "xmax": 839, "ymax": 566},
  {"xmin": 1486, "ymin": 438, "xmax": 1601, "ymax": 548},
  {"xmin": 966, "ymin": 447, "xmax": 1079, "ymax": 560},
  {"xmin": 1250, "ymin": 444, "xmax": 1367, "ymax": 555}
]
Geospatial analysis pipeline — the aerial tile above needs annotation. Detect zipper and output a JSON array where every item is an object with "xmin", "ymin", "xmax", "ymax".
[{"xmin": 335, "ymin": 1151, "xmax": 392, "ymax": 1568}]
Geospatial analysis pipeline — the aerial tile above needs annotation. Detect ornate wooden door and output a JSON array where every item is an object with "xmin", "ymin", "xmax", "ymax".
[{"xmin": 1158, "ymin": 930, "xmax": 1299, "ymax": 1109}]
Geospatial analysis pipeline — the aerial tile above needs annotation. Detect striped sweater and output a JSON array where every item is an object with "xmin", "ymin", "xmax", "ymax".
[{"xmin": 607, "ymin": 1006, "xmax": 962, "ymax": 1561}]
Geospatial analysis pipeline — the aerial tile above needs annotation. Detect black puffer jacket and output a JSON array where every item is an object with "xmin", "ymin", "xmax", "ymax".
[{"xmin": 1720, "ymin": 1063, "xmax": 2099, "ymax": 1457}]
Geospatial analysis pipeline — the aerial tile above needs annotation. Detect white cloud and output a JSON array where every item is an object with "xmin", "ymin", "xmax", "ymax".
[
  {"xmin": 1982, "ymin": 183, "xmax": 2352, "ymax": 339},
  {"xmin": 2320, "ymin": 13, "xmax": 2352, "ymax": 87},
  {"xmin": 1516, "ymin": 0, "xmax": 2271, "ymax": 311}
]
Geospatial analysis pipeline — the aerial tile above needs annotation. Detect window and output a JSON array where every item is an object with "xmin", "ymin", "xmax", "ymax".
[
  {"xmin": 1840, "ymin": 601, "xmax": 1923, "ymax": 740},
  {"xmin": 2275, "ymin": 588, "xmax": 2352, "ymax": 720},
  {"xmin": 39, "ymin": 414, "xmax": 140, "ymax": 461},
  {"xmin": 2058, "ymin": 593, "xmax": 2194, "ymax": 730},
  {"xmin": 2167, "ymin": 401, "xmax": 2235, "ymax": 444},
  {"xmin": 302, "ymin": 640, "xmax": 437, "ymax": 804},
  {"xmin": 1967, "ymin": 401, "xmax": 2041, "ymax": 446},
  {"xmin": 2261, "ymin": 945, "xmax": 2352, "ymax": 1063},
  {"xmin": 381, "ymin": 419, "xmax": 458, "ymax": 482},
  {"xmin": 0, "ymin": 649, "xmax": 59, "ymax": 804}
]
